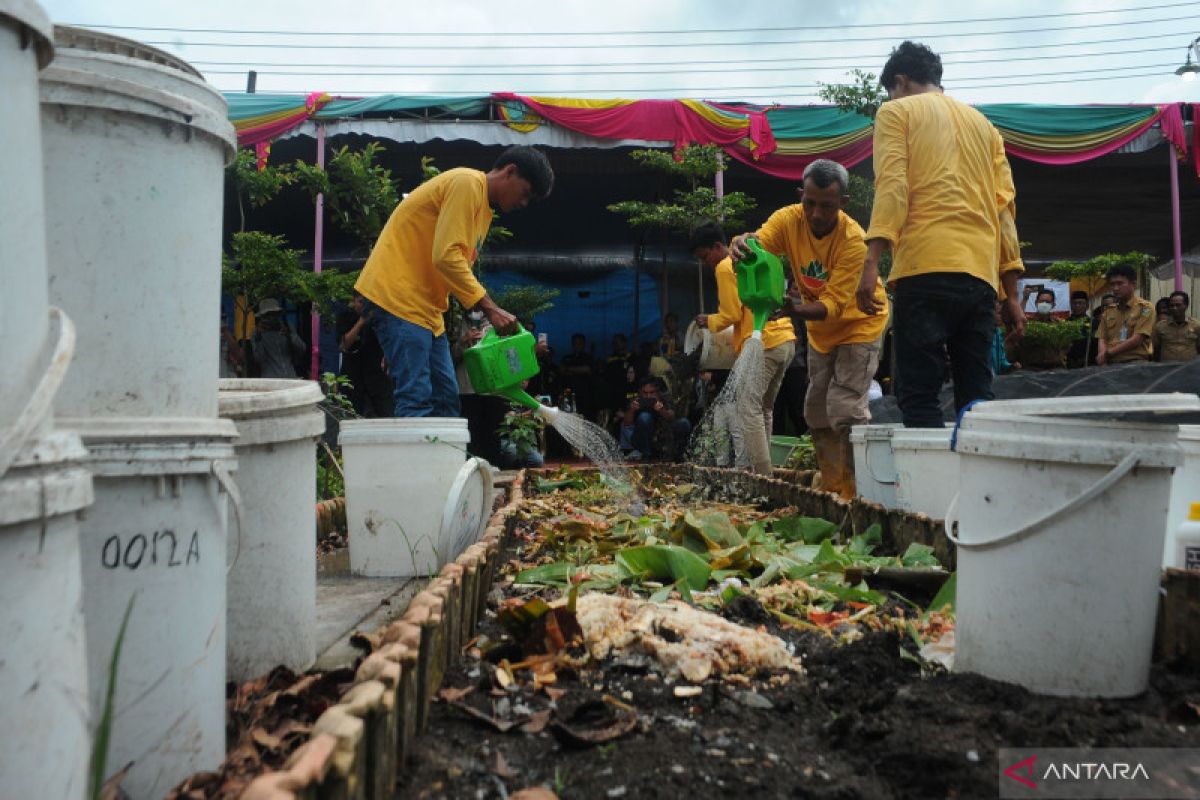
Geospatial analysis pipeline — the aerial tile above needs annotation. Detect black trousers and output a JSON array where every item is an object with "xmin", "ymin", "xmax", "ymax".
[{"xmin": 892, "ymin": 272, "xmax": 997, "ymax": 428}]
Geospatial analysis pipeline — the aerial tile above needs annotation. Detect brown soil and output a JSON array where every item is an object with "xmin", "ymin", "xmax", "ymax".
[{"xmin": 398, "ymin": 596, "xmax": 1200, "ymax": 800}]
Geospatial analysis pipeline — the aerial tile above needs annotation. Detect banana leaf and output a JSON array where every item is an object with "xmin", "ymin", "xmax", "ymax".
[
  {"xmin": 848, "ymin": 524, "xmax": 883, "ymax": 556},
  {"xmin": 924, "ymin": 572, "xmax": 956, "ymax": 618},
  {"xmin": 535, "ymin": 475, "xmax": 587, "ymax": 492},
  {"xmin": 616, "ymin": 544, "xmax": 711, "ymax": 591},
  {"xmin": 669, "ymin": 510, "xmax": 744, "ymax": 553},
  {"xmin": 515, "ymin": 562, "xmax": 576, "ymax": 586},
  {"xmin": 772, "ymin": 515, "xmax": 839, "ymax": 544},
  {"xmin": 900, "ymin": 543, "xmax": 941, "ymax": 568}
]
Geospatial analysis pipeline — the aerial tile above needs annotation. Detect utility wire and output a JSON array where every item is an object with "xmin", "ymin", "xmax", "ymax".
[
  {"xmin": 197, "ymin": 59, "xmax": 1179, "ymax": 79},
  {"xmin": 204, "ymin": 67, "xmax": 1176, "ymax": 96},
  {"xmin": 187, "ymin": 45, "xmax": 1179, "ymax": 72},
  {"xmin": 66, "ymin": 1, "xmax": 1199, "ymax": 37},
  {"xmin": 133, "ymin": 14, "xmax": 1200, "ymax": 50}
]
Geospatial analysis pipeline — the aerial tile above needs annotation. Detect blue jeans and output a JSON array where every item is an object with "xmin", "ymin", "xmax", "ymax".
[{"xmin": 363, "ymin": 300, "xmax": 459, "ymax": 418}]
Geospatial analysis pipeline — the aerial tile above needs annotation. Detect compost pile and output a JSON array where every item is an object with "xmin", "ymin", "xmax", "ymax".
[{"xmin": 401, "ymin": 468, "xmax": 1200, "ymax": 799}]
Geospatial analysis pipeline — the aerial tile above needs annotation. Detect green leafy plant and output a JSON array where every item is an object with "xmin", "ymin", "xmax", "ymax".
[
  {"xmin": 222, "ymin": 232, "xmax": 358, "ymax": 318},
  {"xmin": 1045, "ymin": 251, "xmax": 1154, "ymax": 284},
  {"xmin": 783, "ymin": 435, "xmax": 818, "ymax": 471},
  {"xmin": 818, "ymin": 69, "xmax": 888, "ymax": 119},
  {"xmin": 1020, "ymin": 319, "xmax": 1088, "ymax": 353},
  {"xmin": 227, "ymin": 148, "xmax": 295, "ymax": 232},
  {"xmin": 293, "ymin": 142, "xmax": 400, "ymax": 253},
  {"xmin": 498, "ymin": 409, "xmax": 544, "ymax": 458},
  {"xmin": 489, "ymin": 285, "xmax": 560, "ymax": 324}
]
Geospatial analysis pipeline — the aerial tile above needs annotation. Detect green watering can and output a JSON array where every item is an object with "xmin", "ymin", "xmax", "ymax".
[
  {"xmin": 736, "ymin": 238, "xmax": 787, "ymax": 334},
  {"xmin": 463, "ymin": 325, "xmax": 543, "ymax": 411}
]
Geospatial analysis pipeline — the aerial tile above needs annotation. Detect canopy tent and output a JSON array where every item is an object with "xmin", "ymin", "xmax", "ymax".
[{"xmin": 225, "ymin": 92, "xmax": 1194, "ymax": 176}]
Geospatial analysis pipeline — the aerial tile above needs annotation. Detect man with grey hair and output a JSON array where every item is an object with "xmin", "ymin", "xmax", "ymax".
[{"xmin": 730, "ymin": 159, "xmax": 889, "ymax": 498}]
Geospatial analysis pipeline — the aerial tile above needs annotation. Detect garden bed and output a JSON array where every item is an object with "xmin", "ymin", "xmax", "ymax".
[
  {"xmin": 210, "ymin": 466, "xmax": 1199, "ymax": 799},
  {"xmin": 394, "ymin": 467, "xmax": 1200, "ymax": 799}
]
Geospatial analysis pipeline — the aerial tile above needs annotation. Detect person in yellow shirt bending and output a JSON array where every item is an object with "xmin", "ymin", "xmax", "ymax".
[
  {"xmin": 690, "ymin": 220, "xmax": 796, "ymax": 475},
  {"xmin": 355, "ymin": 146, "xmax": 554, "ymax": 418},
  {"xmin": 731, "ymin": 160, "xmax": 889, "ymax": 498},
  {"xmin": 856, "ymin": 41, "xmax": 1025, "ymax": 429}
]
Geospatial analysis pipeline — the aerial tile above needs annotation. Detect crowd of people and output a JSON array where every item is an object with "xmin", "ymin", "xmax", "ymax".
[{"xmin": 218, "ymin": 40, "xmax": 1200, "ymax": 491}]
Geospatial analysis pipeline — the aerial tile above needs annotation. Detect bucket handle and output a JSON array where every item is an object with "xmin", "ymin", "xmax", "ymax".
[
  {"xmin": 944, "ymin": 451, "xmax": 1142, "ymax": 551},
  {"xmin": 0, "ymin": 307, "xmax": 75, "ymax": 481},
  {"xmin": 212, "ymin": 460, "xmax": 245, "ymax": 576},
  {"xmin": 865, "ymin": 440, "xmax": 896, "ymax": 486}
]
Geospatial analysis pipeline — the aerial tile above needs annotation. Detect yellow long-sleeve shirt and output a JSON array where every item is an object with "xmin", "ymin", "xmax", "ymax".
[
  {"xmin": 756, "ymin": 206, "xmax": 888, "ymax": 354},
  {"xmin": 355, "ymin": 168, "xmax": 492, "ymax": 336},
  {"xmin": 707, "ymin": 257, "xmax": 796, "ymax": 354},
  {"xmin": 866, "ymin": 92, "xmax": 1024, "ymax": 290}
]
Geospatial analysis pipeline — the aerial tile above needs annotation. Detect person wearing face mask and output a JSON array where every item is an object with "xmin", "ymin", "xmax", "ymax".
[{"xmin": 1010, "ymin": 288, "xmax": 1068, "ymax": 370}]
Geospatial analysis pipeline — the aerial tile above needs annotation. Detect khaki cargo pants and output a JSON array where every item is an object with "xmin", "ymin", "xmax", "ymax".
[
  {"xmin": 804, "ymin": 339, "xmax": 882, "ymax": 430},
  {"xmin": 736, "ymin": 339, "xmax": 796, "ymax": 474}
]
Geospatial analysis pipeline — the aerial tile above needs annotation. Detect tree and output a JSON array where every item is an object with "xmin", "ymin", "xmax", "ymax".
[
  {"xmin": 1046, "ymin": 251, "xmax": 1154, "ymax": 297},
  {"xmin": 227, "ymin": 148, "xmax": 294, "ymax": 233},
  {"xmin": 292, "ymin": 142, "xmax": 400, "ymax": 254}
]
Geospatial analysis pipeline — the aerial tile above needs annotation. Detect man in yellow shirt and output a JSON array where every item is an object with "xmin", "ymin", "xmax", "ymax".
[
  {"xmin": 856, "ymin": 41, "xmax": 1026, "ymax": 428},
  {"xmin": 690, "ymin": 220, "xmax": 796, "ymax": 475},
  {"xmin": 1095, "ymin": 263, "xmax": 1155, "ymax": 365},
  {"xmin": 1152, "ymin": 291, "xmax": 1200, "ymax": 363},
  {"xmin": 731, "ymin": 160, "xmax": 889, "ymax": 498},
  {"xmin": 355, "ymin": 146, "xmax": 553, "ymax": 417}
]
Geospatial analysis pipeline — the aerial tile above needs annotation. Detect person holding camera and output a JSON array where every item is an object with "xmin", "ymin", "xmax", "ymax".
[{"xmin": 621, "ymin": 376, "xmax": 691, "ymax": 462}]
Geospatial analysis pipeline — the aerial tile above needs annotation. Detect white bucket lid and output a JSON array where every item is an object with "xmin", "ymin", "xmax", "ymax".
[
  {"xmin": 0, "ymin": 0, "xmax": 53, "ymax": 68},
  {"xmin": 1180, "ymin": 424, "xmax": 1200, "ymax": 444},
  {"xmin": 957, "ymin": 411, "xmax": 1182, "ymax": 468},
  {"xmin": 218, "ymin": 379, "xmax": 325, "ymax": 419},
  {"xmin": 339, "ymin": 418, "xmax": 470, "ymax": 447},
  {"xmin": 57, "ymin": 416, "xmax": 237, "ymax": 476},
  {"xmin": 438, "ymin": 457, "xmax": 493, "ymax": 566},
  {"xmin": 971, "ymin": 393, "xmax": 1200, "ymax": 418},
  {"xmin": 891, "ymin": 427, "xmax": 954, "ymax": 450},
  {"xmin": 41, "ymin": 25, "xmax": 236, "ymax": 164},
  {"xmin": 0, "ymin": 430, "xmax": 93, "ymax": 525}
]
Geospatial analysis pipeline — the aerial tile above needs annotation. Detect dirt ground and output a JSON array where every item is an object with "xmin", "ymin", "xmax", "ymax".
[{"xmin": 398, "ymin": 601, "xmax": 1200, "ymax": 800}]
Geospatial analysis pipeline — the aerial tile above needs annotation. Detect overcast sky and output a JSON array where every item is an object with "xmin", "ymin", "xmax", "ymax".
[{"xmin": 36, "ymin": 0, "xmax": 1200, "ymax": 104}]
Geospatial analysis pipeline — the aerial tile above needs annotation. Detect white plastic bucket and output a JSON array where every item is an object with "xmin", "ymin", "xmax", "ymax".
[
  {"xmin": 41, "ymin": 26, "xmax": 237, "ymax": 419},
  {"xmin": 219, "ymin": 379, "xmax": 325, "ymax": 681},
  {"xmin": 1164, "ymin": 425, "xmax": 1200, "ymax": 569},
  {"xmin": 64, "ymin": 416, "xmax": 237, "ymax": 799},
  {"xmin": 949, "ymin": 410, "xmax": 1181, "ymax": 697},
  {"xmin": 891, "ymin": 427, "xmax": 957, "ymax": 518},
  {"xmin": 0, "ymin": 431, "xmax": 94, "ymax": 800},
  {"xmin": 684, "ymin": 321, "xmax": 738, "ymax": 370},
  {"xmin": 341, "ymin": 418, "xmax": 478, "ymax": 577},
  {"xmin": 0, "ymin": 0, "xmax": 53, "ymax": 436},
  {"xmin": 849, "ymin": 424, "xmax": 902, "ymax": 507}
]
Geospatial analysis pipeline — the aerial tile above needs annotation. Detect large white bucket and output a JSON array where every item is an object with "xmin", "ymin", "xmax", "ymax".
[
  {"xmin": 949, "ymin": 409, "xmax": 1181, "ymax": 697},
  {"xmin": 849, "ymin": 424, "xmax": 901, "ymax": 507},
  {"xmin": 1164, "ymin": 425, "xmax": 1200, "ymax": 569},
  {"xmin": 342, "ymin": 418, "xmax": 490, "ymax": 577},
  {"xmin": 0, "ymin": 0, "xmax": 53, "ymax": 435},
  {"xmin": 0, "ymin": 431, "xmax": 94, "ymax": 800},
  {"xmin": 64, "ymin": 416, "xmax": 237, "ymax": 799},
  {"xmin": 891, "ymin": 427, "xmax": 957, "ymax": 518},
  {"xmin": 219, "ymin": 379, "xmax": 325, "ymax": 681},
  {"xmin": 41, "ymin": 26, "xmax": 236, "ymax": 419}
]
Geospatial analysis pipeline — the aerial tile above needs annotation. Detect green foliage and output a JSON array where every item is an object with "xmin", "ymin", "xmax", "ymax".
[
  {"xmin": 1021, "ymin": 319, "xmax": 1088, "ymax": 352},
  {"xmin": 490, "ymin": 284, "xmax": 560, "ymax": 323},
  {"xmin": 818, "ymin": 69, "xmax": 888, "ymax": 119},
  {"xmin": 420, "ymin": 155, "xmax": 441, "ymax": 183},
  {"xmin": 608, "ymin": 144, "xmax": 756, "ymax": 235},
  {"xmin": 317, "ymin": 447, "xmax": 345, "ymax": 501},
  {"xmin": 223, "ymin": 233, "xmax": 357, "ymax": 315},
  {"xmin": 293, "ymin": 142, "xmax": 400, "ymax": 252},
  {"xmin": 782, "ymin": 435, "xmax": 818, "ymax": 471},
  {"xmin": 498, "ymin": 409, "xmax": 544, "ymax": 458},
  {"xmin": 229, "ymin": 148, "xmax": 295, "ymax": 208},
  {"xmin": 1045, "ymin": 251, "xmax": 1154, "ymax": 282},
  {"xmin": 320, "ymin": 372, "xmax": 358, "ymax": 420},
  {"xmin": 223, "ymin": 232, "xmax": 311, "ymax": 311}
]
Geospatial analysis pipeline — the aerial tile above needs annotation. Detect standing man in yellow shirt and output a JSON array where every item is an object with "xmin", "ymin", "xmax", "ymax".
[
  {"xmin": 856, "ymin": 41, "xmax": 1026, "ymax": 428},
  {"xmin": 731, "ymin": 160, "xmax": 889, "ymax": 498},
  {"xmin": 355, "ymin": 146, "xmax": 554, "ymax": 417},
  {"xmin": 690, "ymin": 220, "xmax": 796, "ymax": 475},
  {"xmin": 1095, "ymin": 263, "xmax": 1155, "ymax": 365}
]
